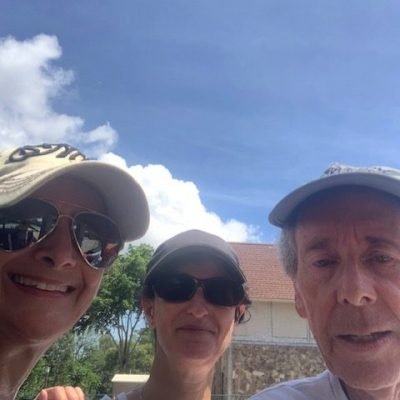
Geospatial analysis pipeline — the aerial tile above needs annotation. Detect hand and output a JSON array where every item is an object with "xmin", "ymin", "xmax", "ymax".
[{"xmin": 35, "ymin": 386, "xmax": 86, "ymax": 400}]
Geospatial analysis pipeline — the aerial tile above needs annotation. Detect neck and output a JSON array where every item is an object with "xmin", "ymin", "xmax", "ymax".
[
  {"xmin": 343, "ymin": 381, "xmax": 400, "ymax": 400},
  {"xmin": 0, "ymin": 332, "xmax": 50, "ymax": 400},
  {"xmin": 142, "ymin": 352, "xmax": 214, "ymax": 400}
]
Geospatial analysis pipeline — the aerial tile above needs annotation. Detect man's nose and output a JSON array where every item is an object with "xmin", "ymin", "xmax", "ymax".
[
  {"xmin": 186, "ymin": 287, "xmax": 209, "ymax": 318},
  {"xmin": 32, "ymin": 217, "xmax": 79, "ymax": 269},
  {"xmin": 336, "ymin": 261, "xmax": 377, "ymax": 306}
]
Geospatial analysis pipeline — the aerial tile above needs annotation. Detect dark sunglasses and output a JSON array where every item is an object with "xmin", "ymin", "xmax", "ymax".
[
  {"xmin": 0, "ymin": 197, "xmax": 122, "ymax": 269},
  {"xmin": 152, "ymin": 273, "xmax": 245, "ymax": 307}
]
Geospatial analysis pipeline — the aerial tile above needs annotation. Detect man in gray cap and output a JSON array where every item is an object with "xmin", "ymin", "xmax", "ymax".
[
  {"xmin": 251, "ymin": 164, "xmax": 400, "ymax": 400},
  {"xmin": 0, "ymin": 143, "xmax": 149, "ymax": 400}
]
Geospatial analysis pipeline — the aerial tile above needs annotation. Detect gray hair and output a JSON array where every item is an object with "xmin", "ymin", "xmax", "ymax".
[{"xmin": 278, "ymin": 224, "xmax": 298, "ymax": 278}]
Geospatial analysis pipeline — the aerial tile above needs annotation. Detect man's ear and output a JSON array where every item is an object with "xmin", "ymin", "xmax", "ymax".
[
  {"xmin": 293, "ymin": 281, "xmax": 307, "ymax": 319},
  {"xmin": 141, "ymin": 297, "xmax": 156, "ymax": 328}
]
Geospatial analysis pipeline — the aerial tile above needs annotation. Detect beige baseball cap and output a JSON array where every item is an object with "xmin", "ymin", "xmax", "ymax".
[{"xmin": 0, "ymin": 143, "xmax": 149, "ymax": 242}]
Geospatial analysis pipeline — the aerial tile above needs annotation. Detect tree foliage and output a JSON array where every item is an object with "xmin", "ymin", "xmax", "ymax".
[
  {"xmin": 18, "ymin": 330, "xmax": 155, "ymax": 399},
  {"xmin": 75, "ymin": 243, "xmax": 154, "ymax": 372},
  {"xmin": 17, "ymin": 333, "xmax": 101, "ymax": 399}
]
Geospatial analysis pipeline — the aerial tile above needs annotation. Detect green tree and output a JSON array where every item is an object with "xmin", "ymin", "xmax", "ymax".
[
  {"xmin": 17, "ymin": 358, "xmax": 48, "ymax": 400},
  {"xmin": 83, "ymin": 329, "xmax": 154, "ymax": 395},
  {"xmin": 75, "ymin": 244, "xmax": 154, "ymax": 372},
  {"xmin": 17, "ymin": 333, "xmax": 101, "ymax": 399},
  {"xmin": 129, "ymin": 328, "xmax": 154, "ymax": 373}
]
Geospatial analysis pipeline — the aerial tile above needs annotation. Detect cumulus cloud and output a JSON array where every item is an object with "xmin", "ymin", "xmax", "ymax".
[
  {"xmin": 0, "ymin": 34, "xmax": 259, "ymax": 246},
  {"xmin": 100, "ymin": 153, "xmax": 260, "ymax": 246},
  {"xmin": 0, "ymin": 34, "xmax": 117, "ymax": 153}
]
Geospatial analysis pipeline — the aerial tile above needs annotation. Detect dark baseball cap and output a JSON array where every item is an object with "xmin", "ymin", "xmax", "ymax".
[{"xmin": 144, "ymin": 229, "xmax": 246, "ymax": 284}]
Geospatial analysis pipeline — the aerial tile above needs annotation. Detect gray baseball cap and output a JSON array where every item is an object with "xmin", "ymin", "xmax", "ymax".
[
  {"xmin": 144, "ymin": 229, "xmax": 247, "ymax": 284},
  {"xmin": 269, "ymin": 163, "xmax": 400, "ymax": 227}
]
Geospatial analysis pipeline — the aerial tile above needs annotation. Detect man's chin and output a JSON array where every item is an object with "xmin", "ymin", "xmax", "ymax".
[{"xmin": 334, "ymin": 362, "xmax": 400, "ymax": 394}]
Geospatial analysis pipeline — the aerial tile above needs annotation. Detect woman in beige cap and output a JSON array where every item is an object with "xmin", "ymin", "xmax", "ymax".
[{"xmin": 0, "ymin": 143, "xmax": 149, "ymax": 400}]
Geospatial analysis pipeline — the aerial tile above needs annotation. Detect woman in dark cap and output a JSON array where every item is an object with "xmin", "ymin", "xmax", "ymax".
[{"xmin": 115, "ymin": 229, "xmax": 251, "ymax": 400}]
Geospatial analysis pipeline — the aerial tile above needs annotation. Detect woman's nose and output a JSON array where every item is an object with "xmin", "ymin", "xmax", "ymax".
[
  {"xmin": 186, "ymin": 287, "xmax": 209, "ymax": 318},
  {"xmin": 32, "ymin": 217, "xmax": 80, "ymax": 269}
]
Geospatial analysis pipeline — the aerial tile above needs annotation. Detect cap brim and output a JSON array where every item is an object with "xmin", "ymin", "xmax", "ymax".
[{"xmin": 269, "ymin": 172, "xmax": 400, "ymax": 227}]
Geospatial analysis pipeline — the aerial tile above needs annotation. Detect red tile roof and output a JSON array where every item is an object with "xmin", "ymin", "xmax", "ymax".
[{"xmin": 230, "ymin": 243, "xmax": 294, "ymax": 302}]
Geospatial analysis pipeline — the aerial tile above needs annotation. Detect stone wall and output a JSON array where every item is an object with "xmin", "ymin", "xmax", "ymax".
[{"xmin": 213, "ymin": 342, "xmax": 326, "ymax": 398}]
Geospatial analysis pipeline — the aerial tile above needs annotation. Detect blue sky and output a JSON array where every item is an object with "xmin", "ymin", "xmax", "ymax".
[{"xmin": 1, "ymin": 1, "xmax": 400, "ymax": 245}]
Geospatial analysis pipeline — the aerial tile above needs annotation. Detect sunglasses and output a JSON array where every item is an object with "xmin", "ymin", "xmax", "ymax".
[
  {"xmin": 0, "ymin": 197, "xmax": 122, "ymax": 269},
  {"xmin": 152, "ymin": 273, "xmax": 245, "ymax": 307}
]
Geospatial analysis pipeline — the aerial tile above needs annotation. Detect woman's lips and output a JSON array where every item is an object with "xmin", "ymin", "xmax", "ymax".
[
  {"xmin": 10, "ymin": 273, "xmax": 74, "ymax": 293},
  {"xmin": 177, "ymin": 323, "xmax": 216, "ymax": 334}
]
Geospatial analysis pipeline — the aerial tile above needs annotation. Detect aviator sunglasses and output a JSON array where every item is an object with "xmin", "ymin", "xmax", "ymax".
[
  {"xmin": 0, "ymin": 197, "xmax": 122, "ymax": 269},
  {"xmin": 152, "ymin": 273, "xmax": 245, "ymax": 307}
]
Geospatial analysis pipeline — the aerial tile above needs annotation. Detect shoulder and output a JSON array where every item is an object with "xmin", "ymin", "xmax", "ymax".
[{"xmin": 249, "ymin": 370, "xmax": 347, "ymax": 400}]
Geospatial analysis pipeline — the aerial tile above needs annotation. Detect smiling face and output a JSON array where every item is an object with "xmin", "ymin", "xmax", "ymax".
[
  {"xmin": 142, "ymin": 259, "xmax": 240, "ymax": 371},
  {"xmin": 293, "ymin": 187, "xmax": 400, "ymax": 393},
  {"xmin": 0, "ymin": 175, "xmax": 106, "ymax": 343}
]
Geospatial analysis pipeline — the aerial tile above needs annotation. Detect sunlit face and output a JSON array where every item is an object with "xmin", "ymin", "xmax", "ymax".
[
  {"xmin": 0, "ymin": 175, "xmax": 107, "ymax": 343},
  {"xmin": 294, "ymin": 188, "xmax": 400, "ymax": 393},
  {"xmin": 142, "ymin": 259, "xmax": 240, "ymax": 372}
]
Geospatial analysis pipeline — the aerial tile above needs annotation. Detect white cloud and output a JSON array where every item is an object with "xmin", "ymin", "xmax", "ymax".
[
  {"xmin": 0, "ymin": 34, "xmax": 116, "ymax": 152},
  {"xmin": 100, "ymin": 153, "xmax": 260, "ymax": 247},
  {"xmin": 0, "ymin": 34, "xmax": 259, "ymax": 247}
]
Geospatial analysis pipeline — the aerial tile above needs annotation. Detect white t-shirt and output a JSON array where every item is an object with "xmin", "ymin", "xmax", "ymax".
[{"xmin": 249, "ymin": 370, "xmax": 348, "ymax": 400}]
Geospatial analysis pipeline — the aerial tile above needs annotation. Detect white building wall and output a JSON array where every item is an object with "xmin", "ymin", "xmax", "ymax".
[
  {"xmin": 272, "ymin": 302, "xmax": 308, "ymax": 338},
  {"xmin": 234, "ymin": 300, "xmax": 315, "ymax": 345}
]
